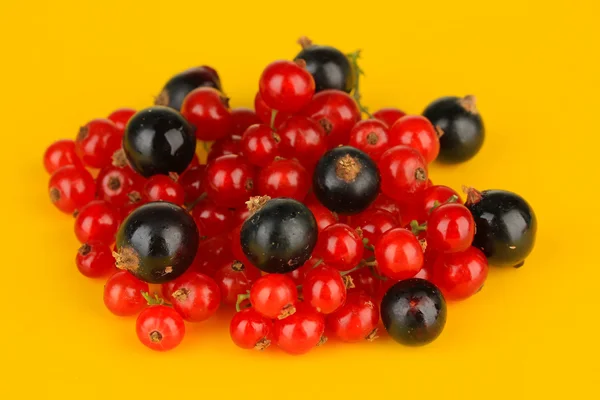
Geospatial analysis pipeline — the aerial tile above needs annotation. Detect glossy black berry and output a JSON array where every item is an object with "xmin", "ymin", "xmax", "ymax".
[
  {"xmin": 114, "ymin": 202, "xmax": 199, "ymax": 284},
  {"xmin": 313, "ymin": 146, "xmax": 380, "ymax": 214},
  {"xmin": 466, "ymin": 189, "xmax": 537, "ymax": 268},
  {"xmin": 241, "ymin": 197, "xmax": 318, "ymax": 274},
  {"xmin": 422, "ymin": 95, "xmax": 484, "ymax": 163},
  {"xmin": 155, "ymin": 66, "xmax": 222, "ymax": 111},
  {"xmin": 294, "ymin": 37, "xmax": 355, "ymax": 93},
  {"xmin": 381, "ymin": 279, "xmax": 447, "ymax": 346},
  {"xmin": 123, "ymin": 106, "xmax": 196, "ymax": 177}
]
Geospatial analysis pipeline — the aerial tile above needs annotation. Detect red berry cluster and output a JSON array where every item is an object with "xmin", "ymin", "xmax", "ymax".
[{"xmin": 44, "ymin": 37, "xmax": 536, "ymax": 353}]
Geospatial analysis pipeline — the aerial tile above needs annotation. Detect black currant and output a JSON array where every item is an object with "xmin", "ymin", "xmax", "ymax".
[
  {"xmin": 240, "ymin": 197, "xmax": 318, "ymax": 274},
  {"xmin": 155, "ymin": 66, "xmax": 222, "ymax": 111},
  {"xmin": 313, "ymin": 146, "xmax": 380, "ymax": 214},
  {"xmin": 422, "ymin": 95, "xmax": 485, "ymax": 163},
  {"xmin": 114, "ymin": 202, "xmax": 199, "ymax": 284},
  {"xmin": 381, "ymin": 279, "xmax": 447, "ymax": 346},
  {"xmin": 466, "ymin": 188, "xmax": 537, "ymax": 268},
  {"xmin": 123, "ymin": 106, "xmax": 196, "ymax": 177},
  {"xmin": 294, "ymin": 37, "xmax": 355, "ymax": 93}
]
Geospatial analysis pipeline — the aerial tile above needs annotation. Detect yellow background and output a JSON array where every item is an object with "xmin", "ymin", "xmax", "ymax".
[{"xmin": 1, "ymin": 0, "xmax": 598, "ymax": 398}]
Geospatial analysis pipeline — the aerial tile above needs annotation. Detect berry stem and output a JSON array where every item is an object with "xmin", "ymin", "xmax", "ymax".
[
  {"xmin": 141, "ymin": 291, "xmax": 165, "ymax": 306},
  {"xmin": 235, "ymin": 293, "xmax": 251, "ymax": 312},
  {"xmin": 362, "ymin": 238, "xmax": 375, "ymax": 251},
  {"xmin": 347, "ymin": 50, "xmax": 373, "ymax": 118},
  {"xmin": 410, "ymin": 220, "xmax": 428, "ymax": 235},
  {"xmin": 368, "ymin": 265, "xmax": 388, "ymax": 281},
  {"xmin": 186, "ymin": 192, "xmax": 208, "ymax": 211},
  {"xmin": 270, "ymin": 110, "xmax": 279, "ymax": 130},
  {"xmin": 429, "ymin": 195, "xmax": 460, "ymax": 214}
]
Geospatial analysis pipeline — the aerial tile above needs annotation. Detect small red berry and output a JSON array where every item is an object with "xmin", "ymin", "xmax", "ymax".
[
  {"xmin": 249, "ymin": 274, "xmax": 298, "ymax": 319},
  {"xmin": 204, "ymin": 155, "xmax": 255, "ymax": 208},
  {"xmin": 375, "ymin": 228, "xmax": 424, "ymax": 280},
  {"xmin": 241, "ymin": 124, "xmax": 280, "ymax": 167},
  {"xmin": 259, "ymin": 60, "xmax": 315, "ymax": 113},
  {"xmin": 214, "ymin": 260, "xmax": 262, "ymax": 305},
  {"xmin": 431, "ymin": 246, "xmax": 488, "ymax": 300},
  {"xmin": 170, "ymin": 272, "xmax": 221, "ymax": 322},
  {"xmin": 191, "ymin": 197, "xmax": 234, "ymax": 238},
  {"xmin": 422, "ymin": 185, "xmax": 461, "ymax": 216},
  {"xmin": 274, "ymin": 304, "xmax": 325, "ymax": 355},
  {"xmin": 103, "ymin": 271, "xmax": 149, "ymax": 316},
  {"xmin": 254, "ymin": 92, "xmax": 291, "ymax": 128},
  {"xmin": 191, "ymin": 234, "xmax": 234, "ymax": 276},
  {"xmin": 230, "ymin": 308, "xmax": 273, "ymax": 350},
  {"xmin": 107, "ymin": 108, "xmax": 136, "ymax": 132},
  {"xmin": 379, "ymin": 145, "xmax": 429, "ymax": 202},
  {"xmin": 277, "ymin": 116, "xmax": 327, "ymax": 169},
  {"xmin": 427, "ymin": 203, "xmax": 475, "ymax": 253},
  {"xmin": 181, "ymin": 87, "xmax": 232, "ymax": 140},
  {"xmin": 43, "ymin": 140, "xmax": 82, "ymax": 174},
  {"xmin": 306, "ymin": 201, "xmax": 338, "ymax": 232},
  {"xmin": 179, "ymin": 165, "xmax": 206, "ymax": 205},
  {"xmin": 144, "ymin": 175, "xmax": 185, "ymax": 205},
  {"xmin": 303, "ymin": 264, "xmax": 347, "ymax": 314},
  {"xmin": 315, "ymin": 223, "xmax": 364, "ymax": 271},
  {"xmin": 257, "ymin": 158, "xmax": 310, "ymax": 201},
  {"xmin": 74, "ymin": 200, "xmax": 121, "ymax": 244},
  {"xmin": 327, "ymin": 292, "xmax": 379, "ymax": 342},
  {"xmin": 389, "ymin": 115, "xmax": 441, "ymax": 164},
  {"xmin": 370, "ymin": 193, "xmax": 403, "ymax": 221},
  {"xmin": 347, "ymin": 267, "xmax": 380, "ymax": 296},
  {"xmin": 207, "ymin": 135, "xmax": 242, "ymax": 162},
  {"xmin": 48, "ymin": 165, "xmax": 95, "ymax": 214},
  {"xmin": 76, "ymin": 242, "xmax": 115, "ymax": 278},
  {"xmin": 373, "ymin": 107, "xmax": 406, "ymax": 128},
  {"xmin": 136, "ymin": 305, "xmax": 185, "ymax": 351},
  {"xmin": 354, "ymin": 209, "xmax": 399, "ymax": 249},
  {"xmin": 285, "ymin": 257, "xmax": 320, "ymax": 285},
  {"xmin": 75, "ymin": 119, "xmax": 122, "ymax": 168},
  {"xmin": 230, "ymin": 108, "xmax": 262, "ymax": 135},
  {"xmin": 348, "ymin": 119, "xmax": 390, "ymax": 161},
  {"xmin": 96, "ymin": 164, "xmax": 144, "ymax": 208},
  {"xmin": 414, "ymin": 264, "xmax": 433, "ymax": 281}
]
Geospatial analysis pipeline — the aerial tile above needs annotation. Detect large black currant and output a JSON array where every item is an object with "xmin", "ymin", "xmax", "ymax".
[
  {"xmin": 422, "ymin": 95, "xmax": 484, "ymax": 163},
  {"xmin": 114, "ymin": 202, "xmax": 199, "ymax": 284},
  {"xmin": 313, "ymin": 146, "xmax": 380, "ymax": 214},
  {"xmin": 466, "ymin": 188, "xmax": 537, "ymax": 268},
  {"xmin": 240, "ymin": 197, "xmax": 318, "ymax": 274},
  {"xmin": 155, "ymin": 66, "xmax": 222, "ymax": 111},
  {"xmin": 294, "ymin": 37, "xmax": 355, "ymax": 93},
  {"xmin": 381, "ymin": 279, "xmax": 447, "ymax": 346},
  {"xmin": 123, "ymin": 106, "xmax": 196, "ymax": 177}
]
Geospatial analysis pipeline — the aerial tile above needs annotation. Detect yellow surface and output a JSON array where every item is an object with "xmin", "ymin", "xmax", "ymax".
[{"xmin": 1, "ymin": 0, "xmax": 598, "ymax": 398}]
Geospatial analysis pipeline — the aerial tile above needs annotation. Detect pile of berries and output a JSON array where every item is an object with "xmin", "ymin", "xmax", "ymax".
[{"xmin": 44, "ymin": 37, "xmax": 537, "ymax": 353}]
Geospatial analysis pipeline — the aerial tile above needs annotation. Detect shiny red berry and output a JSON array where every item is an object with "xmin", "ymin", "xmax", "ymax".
[
  {"xmin": 254, "ymin": 92, "xmax": 291, "ymax": 128},
  {"xmin": 181, "ymin": 87, "xmax": 232, "ymax": 140},
  {"xmin": 327, "ymin": 292, "xmax": 379, "ymax": 342},
  {"xmin": 250, "ymin": 274, "xmax": 298, "ymax": 319},
  {"xmin": 347, "ymin": 267, "xmax": 380, "ymax": 296},
  {"xmin": 426, "ymin": 203, "xmax": 475, "ymax": 253},
  {"xmin": 375, "ymin": 228, "xmax": 424, "ymax": 280},
  {"xmin": 191, "ymin": 197, "xmax": 234, "ymax": 237},
  {"xmin": 354, "ymin": 209, "xmax": 399, "ymax": 249},
  {"xmin": 302, "ymin": 90, "xmax": 361, "ymax": 148},
  {"xmin": 303, "ymin": 264, "xmax": 347, "ymax": 314},
  {"xmin": 422, "ymin": 185, "xmax": 462, "ymax": 215},
  {"xmin": 74, "ymin": 200, "xmax": 121, "ymax": 244},
  {"xmin": 144, "ymin": 175, "xmax": 185, "ymax": 205},
  {"xmin": 431, "ymin": 247, "xmax": 488, "ymax": 300},
  {"xmin": 285, "ymin": 257, "xmax": 320, "ymax": 285},
  {"xmin": 192, "ymin": 234, "xmax": 234, "ymax": 276},
  {"xmin": 107, "ymin": 108, "xmax": 136, "ymax": 132},
  {"xmin": 179, "ymin": 165, "xmax": 206, "ymax": 205},
  {"xmin": 277, "ymin": 116, "xmax": 327, "ymax": 169},
  {"xmin": 389, "ymin": 115, "xmax": 441, "ymax": 164},
  {"xmin": 257, "ymin": 158, "xmax": 310, "ymax": 201},
  {"xmin": 136, "ymin": 305, "xmax": 185, "ymax": 351},
  {"xmin": 274, "ymin": 304, "xmax": 325, "ymax": 355},
  {"xmin": 103, "ymin": 270, "xmax": 149, "ymax": 316},
  {"xmin": 315, "ymin": 223, "xmax": 364, "ymax": 271},
  {"xmin": 43, "ymin": 140, "xmax": 82, "ymax": 174},
  {"xmin": 48, "ymin": 165, "xmax": 96, "ymax": 214},
  {"xmin": 241, "ymin": 124, "xmax": 281, "ymax": 167},
  {"xmin": 370, "ymin": 193, "xmax": 403, "ymax": 221},
  {"xmin": 214, "ymin": 260, "xmax": 261, "ymax": 305},
  {"xmin": 204, "ymin": 155, "xmax": 255, "ymax": 208},
  {"xmin": 349, "ymin": 119, "xmax": 390, "ymax": 161},
  {"xmin": 170, "ymin": 272, "xmax": 221, "ymax": 322},
  {"xmin": 259, "ymin": 60, "xmax": 315, "ymax": 113},
  {"xmin": 379, "ymin": 145, "xmax": 429, "ymax": 202},
  {"xmin": 76, "ymin": 242, "xmax": 115, "ymax": 278},
  {"xmin": 207, "ymin": 135, "xmax": 242, "ymax": 162},
  {"xmin": 306, "ymin": 201, "xmax": 338, "ymax": 232},
  {"xmin": 373, "ymin": 107, "xmax": 406, "ymax": 128},
  {"xmin": 96, "ymin": 164, "xmax": 144, "ymax": 208},
  {"xmin": 75, "ymin": 119, "xmax": 122, "ymax": 168},
  {"xmin": 230, "ymin": 308, "xmax": 273, "ymax": 350},
  {"xmin": 230, "ymin": 107, "xmax": 262, "ymax": 135}
]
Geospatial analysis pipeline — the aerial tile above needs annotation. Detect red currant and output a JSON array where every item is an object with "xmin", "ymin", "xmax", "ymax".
[
  {"xmin": 306, "ymin": 201, "xmax": 338, "ymax": 232},
  {"xmin": 74, "ymin": 200, "xmax": 121, "ymax": 244},
  {"xmin": 375, "ymin": 228, "xmax": 423, "ymax": 280},
  {"xmin": 207, "ymin": 135, "xmax": 242, "ymax": 162},
  {"xmin": 347, "ymin": 267, "xmax": 380, "ymax": 296},
  {"xmin": 327, "ymin": 292, "xmax": 379, "ymax": 342},
  {"xmin": 375, "ymin": 277, "xmax": 399, "ymax": 305},
  {"xmin": 43, "ymin": 140, "xmax": 82, "ymax": 174},
  {"xmin": 136, "ymin": 305, "xmax": 185, "ymax": 351},
  {"xmin": 96, "ymin": 164, "xmax": 144, "ymax": 208},
  {"xmin": 230, "ymin": 108, "xmax": 262, "ymax": 135},
  {"xmin": 232, "ymin": 206, "xmax": 251, "ymax": 227},
  {"xmin": 107, "ymin": 108, "xmax": 136, "ymax": 132},
  {"xmin": 76, "ymin": 241, "xmax": 115, "ymax": 278},
  {"xmin": 75, "ymin": 119, "xmax": 121, "ymax": 168},
  {"xmin": 48, "ymin": 165, "xmax": 95, "ymax": 214},
  {"xmin": 191, "ymin": 234, "xmax": 234, "ymax": 276},
  {"xmin": 120, "ymin": 194, "xmax": 148, "ymax": 219},
  {"xmin": 274, "ymin": 304, "xmax": 325, "ymax": 355},
  {"xmin": 254, "ymin": 92, "xmax": 291, "ymax": 128},
  {"xmin": 143, "ymin": 175, "xmax": 185, "ymax": 205},
  {"xmin": 231, "ymin": 224, "xmax": 256, "ymax": 269},
  {"xmin": 230, "ymin": 308, "xmax": 273, "ymax": 350},
  {"xmin": 421, "ymin": 185, "xmax": 461, "ymax": 214},
  {"xmin": 103, "ymin": 271, "xmax": 149, "ymax": 316},
  {"xmin": 178, "ymin": 165, "xmax": 206, "ymax": 205},
  {"xmin": 354, "ymin": 209, "xmax": 399, "ymax": 249},
  {"xmin": 414, "ymin": 264, "xmax": 433, "ymax": 281},
  {"xmin": 214, "ymin": 260, "xmax": 262, "ymax": 305},
  {"xmin": 277, "ymin": 116, "xmax": 327, "ymax": 169},
  {"xmin": 204, "ymin": 155, "xmax": 255, "ymax": 208},
  {"xmin": 379, "ymin": 145, "xmax": 429, "ymax": 202},
  {"xmin": 427, "ymin": 203, "xmax": 475, "ymax": 253},
  {"xmin": 170, "ymin": 272, "xmax": 221, "ymax": 322},
  {"xmin": 241, "ymin": 124, "xmax": 280, "ymax": 167},
  {"xmin": 389, "ymin": 115, "xmax": 440, "ymax": 164},
  {"xmin": 431, "ymin": 246, "xmax": 488, "ymax": 300},
  {"xmin": 191, "ymin": 197, "xmax": 234, "ymax": 238},
  {"xmin": 303, "ymin": 264, "xmax": 347, "ymax": 314},
  {"xmin": 181, "ymin": 88, "xmax": 232, "ymax": 140},
  {"xmin": 315, "ymin": 223, "xmax": 364, "ymax": 271},
  {"xmin": 249, "ymin": 274, "xmax": 298, "ymax": 319},
  {"xmin": 285, "ymin": 257, "xmax": 320, "ymax": 285},
  {"xmin": 373, "ymin": 107, "xmax": 406, "ymax": 128},
  {"xmin": 348, "ymin": 119, "xmax": 390, "ymax": 161},
  {"xmin": 259, "ymin": 60, "xmax": 315, "ymax": 113},
  {"xmin": 302, "ymin": 90, "xmax": 361, "ymax": 148},
  {"xmin": 257, "ymin": 158, "xmax": 310, "ymax": 201},
  {"xmin": 370, "ymin": 193, "xmax": 403, "ymax": 220}
]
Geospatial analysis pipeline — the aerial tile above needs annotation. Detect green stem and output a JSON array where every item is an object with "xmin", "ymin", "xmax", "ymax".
[
  {"xmin": 202, "ymin": 141, "xmax": 212, "ymax": 153},
  {"xmin": 362, "ymin": 238, "xmax": 375, "ymax": 252},
  {"xmin": 141, "ymin": 291, "xmax": 165, "ymax": 306},
  {"xmin": 235, "ymin": 293, "xmax": 250, "ymax": 312},
  {"xmin": 186, "ymin": 192, "xmax": 207, "ymax": 211},
  {"xmin": 312, "ymin": 258, "xmax": 324, "ymax": 268},
  {"xmin": 340, "ymin": 264, "xmax": 367, "ymax": 276},
  {"xmin": 368, "ymin": 265, "xmax": 388, "ymax": 281},
  {"xmin": 347, "ymin": 50, "xmax": 373, "ymax": 118},
  {"xmin": 270, "ymin": 110, "xmax": 279, "ymax": 130},
  {"xmin": 428, "ymin": 195, "xmax": 460, "ymax": 214},
  {"xmin": 410, "ymin": 220, "xmax": 428, "ymax": 235}
]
